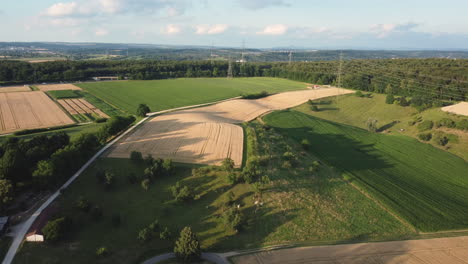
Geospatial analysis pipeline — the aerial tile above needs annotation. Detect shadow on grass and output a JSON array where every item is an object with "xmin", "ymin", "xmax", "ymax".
[{"xmin": 378, "ymin": 121, "xmax": 399, "ymax": 132}]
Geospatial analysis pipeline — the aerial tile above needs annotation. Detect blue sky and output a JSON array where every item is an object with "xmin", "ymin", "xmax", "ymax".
[{"xmin": 2, "ymin": 0, "xmax": 468, "ymax": 49}]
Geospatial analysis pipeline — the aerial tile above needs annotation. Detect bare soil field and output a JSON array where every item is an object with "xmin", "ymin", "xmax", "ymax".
[
  {"xmin": 58, "ymin": 99, "xmax": 110, "ymax": 118},
  {"xmin": 231, "ymin": 235, "xmax": 468, "ymax": 264},
  {"xmin": 0, "ymin": 86, "xmax": 31, "ymax": 93},
  {"xmin": 107, "ymin": 88, "xmax": 353, "ymax": 166},
  {"xmin": 0, "ymin": 91, "xmax": 74, "ymax": 134},
  {"xmin": 441, "ymin": 102, "xmax": 468, "ymax": 116},
  {"xmin": 36, "ymin": 84, "xmax": 82, "ymax": 91}
]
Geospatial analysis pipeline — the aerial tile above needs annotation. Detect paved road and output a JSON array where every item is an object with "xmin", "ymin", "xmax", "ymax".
[
  {"xmin": 230, "ymin": 236, "xmax": 468, "ymax": 264},
  {"xmin": 141, "ymin": 253, "xmax": 229, "ymax": 264}
]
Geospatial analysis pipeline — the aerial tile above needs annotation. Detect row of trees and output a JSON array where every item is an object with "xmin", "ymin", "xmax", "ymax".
[{"xmin": 1, "ymin": 59, "xmax": 466, "ymax": 101}]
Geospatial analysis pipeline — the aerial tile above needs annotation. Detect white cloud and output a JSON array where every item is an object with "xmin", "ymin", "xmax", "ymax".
[
  {"xmin": 257, "ymin": 24, "xmax": 288, "ymax": 35},
  {"xmin": 162, "ymin": 24, "xmax": 182, "ymax": 35},
  {"xmin": 237, "ymin": 0, "xmax": 290, "ymax": 10},
  {"xmin": 370, "ymin": 22, "xmax": 418, "ymax": 38},
  {"xmin": 99, "ymin": 0, "xmax": 123, "ymax": 14},
  {"xmin": 95, "ymin": 28, "xmax": 109, "ymax": 36},
  {"xmin": 45, "ymin": 2, "xmax": 78, "ymax": 16},
  {"xmin": 195, "ymin": 24, "xmax": 229, "ymax": 35}
]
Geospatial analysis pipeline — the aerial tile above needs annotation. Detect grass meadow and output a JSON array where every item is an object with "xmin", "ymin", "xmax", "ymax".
[
  {"xmin": 78, "ymin": 77, "xmax": 307, "ymax": 114},
  {"xmin": 263, "ymin": 110, "xmax": 468, "ymax": 232}
]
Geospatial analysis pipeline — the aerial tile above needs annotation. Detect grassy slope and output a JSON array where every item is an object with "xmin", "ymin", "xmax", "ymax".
[
  {"xmin": 264, "ymin": 110, "xmax": 468, "ymax": 232},
  {"xmin": 78, "ymin": 78, "xmax": 307, "ymax": 114},
  {"xmin": 295, "ymin": 94, "xmax": 468, "ymax": 160},
  {"xmin": 13, "ymin": 125, "xmax": 412, "ymax": 263},
  {"xmin": 47, "ymin": 90, "xmax": 81, "ymax": 99}
]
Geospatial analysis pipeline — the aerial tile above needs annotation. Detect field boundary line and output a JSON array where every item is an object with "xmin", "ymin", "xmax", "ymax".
[{"xmin": 146, "ymin": 96, "xmax": 242, "ymax": 117}]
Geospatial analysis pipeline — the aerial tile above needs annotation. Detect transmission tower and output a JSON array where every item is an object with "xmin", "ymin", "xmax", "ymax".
[
  {"xmin": 288, "ymin": 50, "xmax": 293, "ymax": 65},
  {"xmin": 337, "ymin": 51, "xmax": 344, "ymax": 88},
  {"xmin": 227, "ymin": 56, "xmax": 233, "ymax": 79},
  {"xmin": 210, "ymin": 42, "xmax": 214, "ymax": 65}
]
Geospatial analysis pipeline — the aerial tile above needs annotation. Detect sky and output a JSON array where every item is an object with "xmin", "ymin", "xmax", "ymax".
[{"xmin": 2, "ymin": 0, "xmax": 468, "ymax": 49}]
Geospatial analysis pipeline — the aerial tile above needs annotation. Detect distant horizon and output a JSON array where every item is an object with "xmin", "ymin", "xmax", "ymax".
[{"xmin": 2, "ymin": 0, "xmax": 468, "ymax": 50}]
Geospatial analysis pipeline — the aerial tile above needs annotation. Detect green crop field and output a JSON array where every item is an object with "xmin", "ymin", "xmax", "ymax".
[
  {"xmin": 47, "ymin": 90, "xmax": 81, "ymax": 99},
  {"xmin": 264, "ymin": 110, "xmax": 468, "ymax": 232},
  {"xmin": 77, "ymin": 77, "xmax": 307, "ymax": 114}
]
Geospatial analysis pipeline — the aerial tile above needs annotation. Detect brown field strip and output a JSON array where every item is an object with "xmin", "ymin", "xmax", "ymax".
[
  {"xmin": 36, "ymin": 83, "xmax": 82, "ymax": 91},
  {"xmin": 107, "ymin": 88, "xmax": 354, "ymax": 166},
  {"xmin": 441, "ymin": 102, "xmax": 468, "ymax": 116},
  {"xmin": 58, "ymin": 98, "xmax": 109, "ymax": 118},
  {"xmin": 231, "ymin": 235, "xmax": 468, "ymax": 264},
  {"xmin": 0, "ymin": 86, "xmax": 31, "ymax": 93},
  {"xmin": 0, "ymin": 91, "xmax": 74, "ymax": 134}
]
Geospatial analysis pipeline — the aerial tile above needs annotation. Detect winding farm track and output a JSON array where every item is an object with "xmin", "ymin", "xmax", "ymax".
[{"xmin": 107, "ymin": 88, "xmax": 354, "ymax": 166}]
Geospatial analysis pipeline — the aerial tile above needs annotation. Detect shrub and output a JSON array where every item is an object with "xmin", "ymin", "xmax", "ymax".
[
  {"xmin": 96, "ymin": 247, "xmax": 108, "ymax": 257},
  {"xmin": 436, "ymin": 118, "xmax": 456, "ymax": 128},
  {"xmin": 222, "ymin": 207, "xmax": 245, "ymax": 232},
  {"xmin": 311, "ymin": 105, "xmax": 319, "ymax": 112},
  {"xmin": 94, "ymin": 118, "xmax": 107, "ymax": 123},
  {"xmin": 104, "ymin": 171, "xmax": 115, "ymax": 189},
  {"xmin": 282, "ymin": 151, "xmax": 296, "ymax": 161},
  {"xmin": 171, "ymin": 182, "xmax": 194, "ymax": 202},
  {"xmin": 221, "ymin": 158, "xmax": 235, "ymax": 171},
  {"xmin": 137, "ymin": 227, "xmax": 152, "ymax": 242},
  {"xmin": 227, "ymin": 172, "xmax": 242, "ymax": 185},
  {"xmin": 141, "ymin": 179, "xmax": 150, "ymax": 191},
  {"xmin": 301, "ymin": 139, "xmax": 310, "ymax": 150},
  {"xmin": 42, "ymin": 217, "xmax": 68, "ymax": 242},
  {"xmin": 457, "ymin": 119, "xmax": 468, "ymax": 130},
  {"xmin": 241, "ymin": 91, "xmax": 269, "ymax": 99},
  {"xmin": 174, "ymin": 227, "xmax": 201, "ymax": 262},
  {"xmin": 148, "ymin": 219, "xmax": 160, "ymax": 232},
  {"xmin": 355, "ymin": 91, "xmax": 363, "ymax": 97},
  {"xmin": 76, "ymin": 196, "xmax": 91, "ymax": 212},
  {"xmin": 417, "ymin": 120, "xmax": 434, "ymax": 132},
  {"xmin": 242, "ymin": 164, "xmax": 260, "ymax": 183},
  {"xmin": 162, "ymin": 159, "xmax": 173, "ymax": 176},
  {"xmin": 160, "ymin": 227, "xmax": 171, "ymax": 240},
  {"xmin": 418, "ymin": 133, "xmax": 432, "ymax": 141},
  {"xmin": 437, "ymin": 136, "xmax": 449, "ymax": 146},
  {"xmin": 136, "ymin": 104, "xmax": 151, "ymax": 117},
  {"xmin": 366, "ymin": 118, "xmax": 378, "ymax": 133},
  {"xmin": 130, "ymin": 151, "xmax": 143, "ymax": 161},
  {"xmin": 385, "ymin": 94, "xmax": 395, "ymax": 104}
]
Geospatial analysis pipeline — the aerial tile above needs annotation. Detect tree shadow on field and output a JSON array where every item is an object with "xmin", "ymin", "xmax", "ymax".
[{"xmin": 378, "ymin": 121, "xmax": 399, "ymax": 132}]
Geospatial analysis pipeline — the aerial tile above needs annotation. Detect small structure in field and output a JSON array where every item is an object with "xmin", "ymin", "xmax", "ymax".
[
  {"xmin": 92, "ymin": 76, "xmax": 119, "ymax": 81},
  {"xmin": 25, "ymin": 206, "xmax": 57, "ymax": 242}
]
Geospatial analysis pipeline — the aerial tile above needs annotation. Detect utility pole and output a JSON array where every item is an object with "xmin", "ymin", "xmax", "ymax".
[
  {"xmin": 227, "ymin": 56, "xmax": 233, "ymax": 79},
  {"xmin": 288, "ymin": 50, "xmax": 293, "ymax": 65},
  {"xmin": 337, "ymin": 51, "xmax": 344, "ymax": 88}
]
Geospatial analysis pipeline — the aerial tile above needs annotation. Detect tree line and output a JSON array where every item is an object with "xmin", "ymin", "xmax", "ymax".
[{"xmin": 0, "ymin": 58, "xmax": 466, "ymax": 101}]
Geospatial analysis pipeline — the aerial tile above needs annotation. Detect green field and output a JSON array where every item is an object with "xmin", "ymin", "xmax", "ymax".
[
  {"xmin": 264, "ymin": 110, "xmax": 468, "ymax": 232},
  {"xmin": 13, "ymin": 123, "xmax": 412, "ymax": 263},
  {"xmin": 78, "ymin": 78, "xmax": 307, "ymax": 114},
  {"xmin": 296, "ymin": 94, "xmax": 468, "ymax": 160},
  {"xmin": 47, "ymin": 90, "xmax": 81, "ymax": 99}
]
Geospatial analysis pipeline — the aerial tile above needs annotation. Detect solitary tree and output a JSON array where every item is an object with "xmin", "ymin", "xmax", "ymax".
[
  {"xmin": 174, "ymin": 227, "xmax": 201, "ymax": 262},
  {"xmin": 385, "ymin": 94, "xmax": 395, "ymax": 104},
  {"xmin": 366, "ymin": 118, "xmax": 379, "ymax": 133},
  {"xmin": 42, "ymin": 217, "xmax": 68, "ymax": 241},
  {"xmin": 136, "ymin": 104, "xmax": 151, "ymax": 117}
]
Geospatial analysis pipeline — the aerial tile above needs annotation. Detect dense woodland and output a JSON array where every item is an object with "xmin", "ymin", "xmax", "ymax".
[{"xmin": 1, "ymin": 58, "xmax": 467, "ymax": 101}]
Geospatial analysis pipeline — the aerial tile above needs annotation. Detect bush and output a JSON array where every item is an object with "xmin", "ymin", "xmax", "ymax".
[
  {"xmin": 104, "ymin": 171, "xmax": 115, "ymax": 189},
  {"xmin": 457, "ymin": 119, "xmax": 468, "ymax": 130},
  {"xmin": 311, "ymin": 105, "xmax": 319, "ymax": 112},
  {"xmin": 96, "ymin": 247, "xmax": 109, "ymax": 257},
  {"xmin": 418, "ymin": 133, "xmax": 432, "ymax": 141},
  {"xmin": 42, "ymin": 217, "xmax": 68, "ymax": 242},
  {"xmin": 141, "ymin": 179, "xmax": 150, "ymax": 191},
  {"xmin": 174, "ymin": 227, "xmax": 201, "ymax": 262},
  {"xmin": 241, "ymin": 91, "xmax": 269, "ymax": 99},
  {"xmin": 417, "ymin": 120, "xmax": 434, "ymax": 132},
  {"xmin": 385, "ymin": 94, "xmax": 395, "ymax": 104},
  {"xmin": 227, "ymin": 172, "xmax": 242, "ymax": 185},
  {"xmin": 130, "ymin": 151, "xmax": 143, "ymax": 161},
  {"xmin": 355, "ymin": 91, "xmax": 363, "ymax": 97},
  {"xmin": 366, "ymin": 118, "xmax": 378, "ymax": 133},
  {"xmin": 436, "ymin": 118, "xmax": 456, "ymax": 128},
  {"xmin": 437, "ymin": 136, "xmax": 449, "ymax": 146},
  {"xmin": 148, "ymin": 219, "xmax": 160, "ymax": 232},
  {"xmin": 137, "ymin": 227, "xmax": 152, "ymax": 242},
  {"xmin": 171, "ymin": 182, "xmax": 194, "ymax": 202},
  {"xmin": 76, "ymin": 196, "xmax": 91, "ymax": 212},
  {"xmin": 222, "ymin": 207, "xmax": 245, "ymax": 232},
  {"xmin": 94, "ymin": 118, "xmax": 108, "ymax": 123},
  {"xmin": 136, "ymin": 104, "xmax": 151, "ymax": 117},
  {"xmin": 301, "ymin": 139, "xmax": 310, "ymax": 150},
  {"xmin": 221, "ymin": 158, "xmax": 235, "ymax": 171},
  {"xmin": 282, "ymin": 151, "xmax": 296, "ymax": 161},
  {"xmin": 160, "ymin": 226, "xmax": 171, "ymax": 240}
]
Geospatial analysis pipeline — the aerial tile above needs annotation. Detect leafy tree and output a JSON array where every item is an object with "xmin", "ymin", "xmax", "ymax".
[
  {"xmin": 438, "ymin": 136, "xmax": 449, "ymax": 146},
  {"xmin": 222, "ymin": 207, "xmax": 245, "ymax": 232},
  {"xmin": 311, "ymin": 105, "xmax": 319, "ymax": 112},
  {"xmin": 171, "ymin": 182, "xmax": 193, "ymax": 202},
  {"xmin": 300, "ymin": 139, "xmax": 310, "ymax": 150},
  {"xmin": 366, "ymin": 118, "xmax": 378, "ymax": 133},
  {"xmin": 32, "ymin": 160, "xmax": 55, "ymax": 188},
  {"xmin": 76, "ymin": 196, "xmax": 91, "ymax": 212},
  {"xmin": 418, "ymin": 133, "xmax": 432, "ymax": 141},
  {"xmin": 160, "ymin": 226, "xmax": 171, "ymax": 240},
  {"xmin": 162, "ymin": 159, "xmax": 173, "ymax": 176},
  {"xmin": 174, "ymin": 227, "xmax": 201, "ymax": 262},
  {"xmin": 42, "ymin": 217, "xmax": 68, "ymax": 241},
  {"xmin": 221, "ymin": 158, "xmax": 235, "ymax": 171},
  {"xmin": 141, "ymin": 179, "xmax": 150, "ymax": 191},
  {"xmin": 148, "ymin": 219, "xmax": 160, "ymax": 232},
  {"xmin": 104, "ymin": 171, "xmax": 115, "ymax": 189},
  {"xmin": 137, "ymin": 227, "xmax": 152, "ymax": 242},
  {"xmin": 136, "ymin": 104, "xmax": 151, "ymax": 117},
  {"xmin": 0, "ymin": 179, "xmax": 13, "ymax": 213},
  {"xmin": 96, "ymin": 247, "xmax": 109, "ymax": 257},
  {"xmin": 130, "ymin": 151, "xmax": 143, "ymax": 162}
]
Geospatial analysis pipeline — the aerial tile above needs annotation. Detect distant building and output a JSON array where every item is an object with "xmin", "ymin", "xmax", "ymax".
[
  {"xmin": 0, "ymin": 217, "xmax": 9, "ymax": 235},
  {"xmin": 25, "ymin": 206, "xmax": 57, "ymax": 242},
  {"xmin": 92, "ymin": 76, "xmax": 119, "ymax": 81}
]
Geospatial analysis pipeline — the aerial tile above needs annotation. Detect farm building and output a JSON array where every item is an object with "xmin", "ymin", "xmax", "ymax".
[
  {"xmin": 25, "ymin": 206, "xmax": 57, "ymax": 242},
  {"xmin": 92, "ymin": 76, "xmax": 119, "ymax": 81}
]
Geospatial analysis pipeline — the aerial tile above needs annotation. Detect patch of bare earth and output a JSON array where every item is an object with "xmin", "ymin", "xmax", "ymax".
[
  {"xmin": 36, "ymin": 84, "xmax": 82, "ymax": 91},
  {"xmin": 441, "ymin": 102, "xmax": 468, "ymax": 116},
  {"xmin": 58, "ymin": 99, "xmax": 110, "ymax": 118},
  {"xmin": 107, "ymin": 88, "xmax": 353, "ymax": 166},
  {"xmin": 0, "ymin": 86, "xmax": 31, "ymax": 93},
  {"xmin": 231, "ymin": 236, "xmax": 468, "ymax": 264},
  {"xmin": 0, "ymin": 91, "xmax": 74, "ymax": 134}
]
